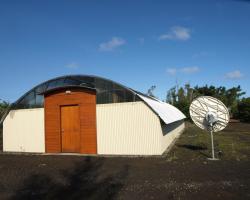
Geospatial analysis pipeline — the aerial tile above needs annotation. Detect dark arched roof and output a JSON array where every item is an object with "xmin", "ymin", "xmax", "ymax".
[
  {"xmin": 0, "ymin": 75, "xmax": 186, "ymax": 125},
  {"xmin": 11, "ymin": 75, "xmax": 141, "ymax": 110}
]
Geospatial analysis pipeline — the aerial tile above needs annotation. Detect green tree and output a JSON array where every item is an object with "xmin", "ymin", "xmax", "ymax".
[
  {"xmin": 177, "ymin": 87, "xmax": 185, "ymax": 102},
  {"xmin": 0, "ymin": 99, "xmax": 10, "ymax": 147},
  {"xmin": 191, "ymin": 85, "xmax": 245, "ymax": 118},
  {"xmin": 174, "ymin": 99, "xmax": 190, "ymax": 120},
  {"xmin": 166, "ymin": 84, "xmax": 246, "ymax": 121},
  {"xmin": 0, "ymin": 99, "xmax": 10, "ymax": 120},
  {"xmin": 166, "ymin": 85, "xmax": 191, "ymax": 120},
  {"xmin": 166, "ymin": 86, "xmax": 177, "ymax": 104},
  {"xmin": 184, "ymin": 83, "xmax": 193, "ymax": 102},
  {"xmin": 238, "ymin": 98, "xmax": 250, "ymax": 122},
  {"xmin": 147, "ymin": 85, "xmax": 156, "ymax": 98}
]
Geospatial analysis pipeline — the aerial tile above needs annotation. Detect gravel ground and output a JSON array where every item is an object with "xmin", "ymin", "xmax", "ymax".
[
  {"xmin": 0, "ymin": 155, "xmax": 249, "ymax": 200},
  {"xmin": 0, "ymin": 122, "xmax": 249, "ymax": 200}
]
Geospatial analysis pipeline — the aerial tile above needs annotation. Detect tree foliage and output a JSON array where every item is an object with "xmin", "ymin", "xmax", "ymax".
[
  {"xmin": 0, "ymin": 100, "xmax": 10, "ymax": 120},
  {"xmin": 147, "ymin": 85, "xmax": 157, "ymax": 98},
  {"xmin": 238, "ymin": 97, "xmax": 250, "ymax": 122},
  {"xmin": 166, "ymin": 84, "xmax": 247, "ymax": 121}
]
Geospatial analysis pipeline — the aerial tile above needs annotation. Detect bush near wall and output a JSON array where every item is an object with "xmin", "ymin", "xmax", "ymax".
[{"xmin": 0, "ymin": 100, "xmax": 10, "ymax": 151}]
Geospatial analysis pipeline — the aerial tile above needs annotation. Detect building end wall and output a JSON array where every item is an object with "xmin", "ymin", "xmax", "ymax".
[
  {"xmin": 3, "ymin": 108, "xmax": 45, "ymax": 153},
  {"xmin": 161, "ymin": 120, "xmax": 185, "ymax": 154}
]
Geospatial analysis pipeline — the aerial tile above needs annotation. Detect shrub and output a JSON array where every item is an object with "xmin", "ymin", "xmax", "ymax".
[
  {"xmin": 238, "ymin": 98, "xmax": 250, "ymax": 122},
  {"xmin": 174, "ymin": 100, "xmax": 191, "ymax": 121}
]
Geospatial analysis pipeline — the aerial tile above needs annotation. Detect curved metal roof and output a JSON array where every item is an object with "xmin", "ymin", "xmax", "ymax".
[
  {"xmin": 138, "ymin": 94, "xmax": 186, "ymax": 124},
  {"xmin": 0, "ymin": 74, "xmax": 186, "ymax": 124}
]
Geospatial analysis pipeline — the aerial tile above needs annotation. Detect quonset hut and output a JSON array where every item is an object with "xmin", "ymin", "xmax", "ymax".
[{"xmin": 1, "ymin": 75, "xmax": 185, "ymax": 155}]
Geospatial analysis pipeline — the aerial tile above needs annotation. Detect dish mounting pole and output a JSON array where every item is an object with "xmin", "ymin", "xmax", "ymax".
[{"xmin": 208, "ymin": 123, "xmax": 219, "ymax": 161}]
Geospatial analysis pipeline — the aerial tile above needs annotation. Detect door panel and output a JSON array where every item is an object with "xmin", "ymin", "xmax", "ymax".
[{"xmin": 61, "ymin": 105, "xmax": 80, "ymax": 153}]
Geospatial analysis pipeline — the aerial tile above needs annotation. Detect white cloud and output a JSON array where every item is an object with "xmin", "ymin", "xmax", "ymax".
[
  {"xmin": 225, "ymin": 70, "xmax": 243, "ymax": 79},
  {"xmin": 66, "ymin": 62, "xmax": 79, "ymax": 69},
  {"xmin": 180, "ymin": 66, "xmax": 200, "ymax": 73},
  {"xmin": 159, "ymin": 26, "xmax": 191, "ymax": 41},
  {"xmin": 166, "ymin": 68, "xmax": 177, "ymax": 75},
  {"xmin": 99, "ymin": 37, "xmax": 126, "ymax": 51},
  {"xmin": 166, "ymin": 66, "xmax": 200, "ymax": 76}
]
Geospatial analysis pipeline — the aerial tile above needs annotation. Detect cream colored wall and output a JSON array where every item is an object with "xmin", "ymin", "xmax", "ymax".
[
  {"xmin": 3, "ymin": 102, "xmax": 184, "ymax": 155},
  {"xmin": 161, "ymin": 120, "xmax": 185, "ymax": 153},
  {"xmin": 96, "ymin": 102, "xmax": 163, "ymax": 155},
  {"xmin": 3, "ymin": 108, "xmax": 45, "ymax": 153}
]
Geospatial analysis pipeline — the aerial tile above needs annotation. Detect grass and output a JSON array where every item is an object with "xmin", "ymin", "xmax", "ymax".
[{"xmin": 166, "ymin": 122, "xmax": 250, "ymax": 161}]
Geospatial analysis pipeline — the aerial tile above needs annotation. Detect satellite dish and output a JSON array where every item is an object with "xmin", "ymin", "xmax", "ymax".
[{"xmin": 189, "ymin": 96, "xmax": 230, "ymax": 160}]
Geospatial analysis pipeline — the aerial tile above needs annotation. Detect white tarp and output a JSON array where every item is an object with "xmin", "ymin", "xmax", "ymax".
[{"xmin": 138, "ymin": 94, "xmax": 186, "ymax": 124}]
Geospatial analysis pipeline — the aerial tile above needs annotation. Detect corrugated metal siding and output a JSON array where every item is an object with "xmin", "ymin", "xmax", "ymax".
[
  {"xmin": 161, "ymin": 120, "xmax": 185, "ymax": 153},
  {"xmin": 3, "ymin": 102, "xmax": 184, "ymax": 155},
  {"xmin": 3, "ymin": 108, "xmax": 45, "ymax": 153},
  {"xmin": 96, "ymin": 102, "xmax": 163, "ymax": 155}
]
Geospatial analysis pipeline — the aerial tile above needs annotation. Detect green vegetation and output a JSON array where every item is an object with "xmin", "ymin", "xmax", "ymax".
[
  {"xmin": 147, "ymin": 83, "xmax": 250, "ymax": 122},
  {"xmin": 165, "ymin": 84, "xmax": 249, "ymax": 121},
  {"xmin": 0, "ymin": 100, "xmax": 10, "ymax": 150},
  {"xmin": 166, "ymin": 122, "xmax": 250, "ymax": 161},
  {"xmin": 0, "ymin": 99, "xmax": 9, "ymax": 120},
  {"xmin": 238, "ymin": 97, "xmax": 250, "ymax": 122},
  {"xmin": 146, "ymin": 85, "xmax": 157, "ymax": 98}
]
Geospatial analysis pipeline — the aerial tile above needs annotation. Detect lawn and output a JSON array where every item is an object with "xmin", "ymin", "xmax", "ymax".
[
  {"xmin": 0, "ymin": 122, "xmax": 249, "ymax": 200},
  {"xmin": 167, "ymin": 122, "xmax": 250, "ymax": 161}
]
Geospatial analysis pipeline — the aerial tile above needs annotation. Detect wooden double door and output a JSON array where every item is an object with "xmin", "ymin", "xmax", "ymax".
[{"xmin": 44, "ymin": 88, "xmax": 97, "ymax": 154}]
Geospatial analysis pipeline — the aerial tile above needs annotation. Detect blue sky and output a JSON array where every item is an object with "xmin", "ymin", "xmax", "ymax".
[{"xmin": 0, "ymin": 0, "xmax": 250, "ymax": 102}]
